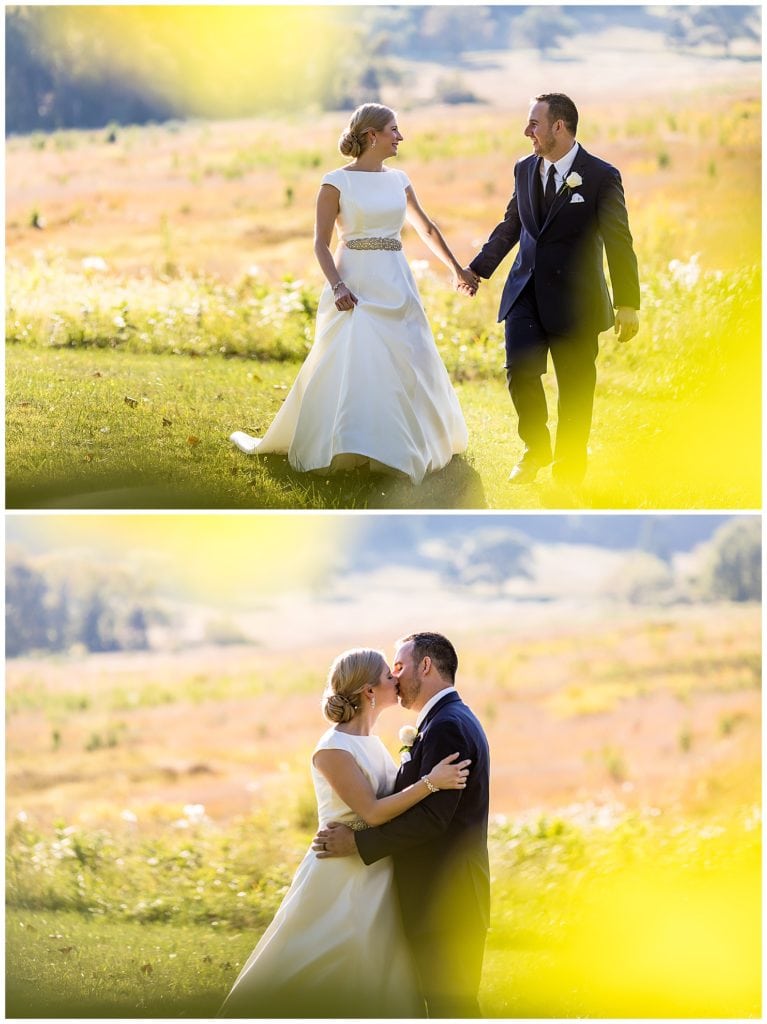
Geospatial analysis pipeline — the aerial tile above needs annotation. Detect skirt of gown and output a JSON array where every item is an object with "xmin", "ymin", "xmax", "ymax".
[
  {"xmin": 230, "ymin": 246, "xmax": 468, "ymax": 485},
  {"xmin": 218, "ymin": 844, "xmax": 424, "ymax": 1018}
]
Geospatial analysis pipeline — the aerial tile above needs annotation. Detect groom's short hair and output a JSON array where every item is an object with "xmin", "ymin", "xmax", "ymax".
[
  {"xmin": 536, "ymin": 93, "xmax": 578, "ymax": 136},
  {"xmin": 400, "ymin": 632, "xmax": 458, "ymax": 684}
]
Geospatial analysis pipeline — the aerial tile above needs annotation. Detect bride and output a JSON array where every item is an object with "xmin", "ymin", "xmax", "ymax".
[
  {"xmin": 229, "ymin": 103, "xmax": 478, "ymax": 485},
  {"xmin": 218, "ymin": 648, "xmax": 471, "ymax": 1018}
]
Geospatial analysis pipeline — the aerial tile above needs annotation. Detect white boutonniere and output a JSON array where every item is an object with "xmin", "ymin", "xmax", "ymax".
[
  {"xmin": 565, "ymin": 171, "xmax": 582, "ymax": 190},
  {"xmin": 399, "ymin": 725, "xmax": 418, "ymax": 764}
]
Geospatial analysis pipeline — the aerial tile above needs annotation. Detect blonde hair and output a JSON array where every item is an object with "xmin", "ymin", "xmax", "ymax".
[
  {"xmin": 338, "ymin": 103, "xmax": 396, "ymax": 158},
  {"xmin": 322, "ymin": 647, "xmax": 386, "ymax": 724}
]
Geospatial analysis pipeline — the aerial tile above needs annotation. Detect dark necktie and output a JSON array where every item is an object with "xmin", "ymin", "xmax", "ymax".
[{"xmin": 543, "ymin": 163, "xmax": 557, "ymax": 214}]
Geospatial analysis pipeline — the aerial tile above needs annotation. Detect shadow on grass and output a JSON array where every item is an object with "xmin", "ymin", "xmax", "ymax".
[
  {"xmin": 7, "ymin": 455, "xmax": 487, "ymax": 510},
  {"xmin": 249, "ymin": 453, "xmax": 488, "ymax": 510},
  {"xmin": 6, "ymin": 988, "xmax": 221, "ymax": 1019}
]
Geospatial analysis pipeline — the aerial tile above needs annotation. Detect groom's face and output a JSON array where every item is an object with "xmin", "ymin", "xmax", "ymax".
[
  {"xmin": 392, "ymin": 640, "xmax": 422, "ymax": 710},
  {"xmin": 525, "ymin": 101, "xmax": 557, "ymax": 158}
]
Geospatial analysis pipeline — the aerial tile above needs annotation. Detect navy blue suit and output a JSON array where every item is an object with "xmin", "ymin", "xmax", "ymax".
[
  {"xmin": 355, "ymin": 691, "xmax": 490, "ymax": 1018},
  {"xmin": 470, "ymin": 145, "xmax": 640, "ymax": 477}
]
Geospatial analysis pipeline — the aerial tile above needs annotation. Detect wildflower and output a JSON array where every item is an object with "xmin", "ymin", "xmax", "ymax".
[
  {"xmin": 113, "ymin": 315, "xmax": 127, "ymax": 329},
  {"xmin": 82, "ymin": 256, "xmax": 108, "ymax": 272},
  {"xmin": 668, "ymin": 253, "xmax": 701, "ymax": 289},
  {"xmin": 121, "ymin": 810, "xmax": 138, "ymax": 823}
]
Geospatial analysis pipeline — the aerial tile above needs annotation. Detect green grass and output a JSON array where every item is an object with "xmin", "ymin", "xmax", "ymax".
[
  {"xmin": 4, "ymin": 345, "xmax": 527, "ymax": 510},
  {"xmin": 6, "ymin": 251, "xmax": 761, "ymax": 509},
  {"xmin": 6, "ymin": 809, "xmax": 760, "ymax": 1018}
]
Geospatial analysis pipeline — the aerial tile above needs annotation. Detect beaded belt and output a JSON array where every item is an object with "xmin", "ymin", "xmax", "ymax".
[{"xmin": 345, "ymin": 237, "xmax": 402, "ymax": 251}]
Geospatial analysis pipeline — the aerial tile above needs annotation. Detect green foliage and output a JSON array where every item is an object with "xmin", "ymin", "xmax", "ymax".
[
  {"xmin": 5, "ymin": 548, "xmax": 156, "ymax": 657},
  {"xmin": 6, "ymin": 806, "xmax": 760, "ymax": 1018},
  {"xmin": 6, "ymin": 812, "xmax": 302, "ymax": 928},
  {"xmin": 696, "ymin": 518, "xmax": 761, "ymax": 602}
]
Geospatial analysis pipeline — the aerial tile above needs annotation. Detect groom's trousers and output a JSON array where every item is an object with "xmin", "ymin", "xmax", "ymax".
[{"xmin": 505, "ymin": 278, "xmax": 598, "ymax": 480}]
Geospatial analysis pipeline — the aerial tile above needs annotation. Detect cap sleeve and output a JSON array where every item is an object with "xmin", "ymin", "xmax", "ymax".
[
  {"xmin": 314, "ymin": 727, "xmax": 354, "ymax": 755},
  {"xmin": 320, "ymin": 168, "xmax": 344, "ymax": 189},
  {"xmin": 397, "ymin": 169, "xmax": 412, "ymax": 189}
]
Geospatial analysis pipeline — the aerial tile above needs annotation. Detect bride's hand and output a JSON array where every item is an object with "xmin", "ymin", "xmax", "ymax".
[
  {"xmin": 334, "ymin": 283, "xmax": 358, "ymax": 312},
  {"xmin": 453, "ymin": 267, "xmax": 479, "ymax": 296},
  {"xmin": 426, "ymin": 752, "xmax": 471, "ymax": 791}
]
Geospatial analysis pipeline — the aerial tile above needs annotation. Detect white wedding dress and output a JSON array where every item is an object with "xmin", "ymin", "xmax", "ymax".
[
  {"xmin": 230, "ymin": 167, "xmax": 468, "ymax": 484},
  {"xmin": 218, "ymin": 728, "xmax": 424, "ymax": 1018}
]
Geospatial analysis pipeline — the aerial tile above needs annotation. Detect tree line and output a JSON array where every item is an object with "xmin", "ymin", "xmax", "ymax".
[
  {"xmin": 6, "ymin": 5, "xmax": 759, "ymax": 135},
  {"xmin": 6, "ymin": 518, "xmax": 760, "ymax": 658}
]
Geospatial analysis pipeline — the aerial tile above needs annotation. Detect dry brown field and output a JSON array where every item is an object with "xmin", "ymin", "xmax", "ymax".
[{"xmin": 6, "ymin": 601, "xmax": 760, "ymax": 831}]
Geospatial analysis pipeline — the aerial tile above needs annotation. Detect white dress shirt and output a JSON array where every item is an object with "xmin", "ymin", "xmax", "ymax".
[
  {"xmin": 416, "ymin": 686, "xmax": 456, "ymax": 729},
  {"xmin": 540, "ymin": 141, "xmax": 580, "ymax": 194}
]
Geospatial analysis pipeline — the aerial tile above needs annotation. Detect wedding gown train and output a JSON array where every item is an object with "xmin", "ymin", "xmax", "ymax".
[
  {"xmin": 218, "ymin": 728, "xmax": 424, "ymax": 1018},
  {"xmin": 230, "ymin": 167, "xmax": 468, "ymax": 484}
]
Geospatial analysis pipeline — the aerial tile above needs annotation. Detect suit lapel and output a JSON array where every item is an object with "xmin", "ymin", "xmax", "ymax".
[
  {"xmin": 394, "ymin": 691, "xmax": 461, "ymax": 790},
  {"xmin": 420, "ymin": 690, "xmax": 461, "ymax": 731},
  {"xmin": 540, "ymin": 145, "xmax": 589, "ymax": 231}
]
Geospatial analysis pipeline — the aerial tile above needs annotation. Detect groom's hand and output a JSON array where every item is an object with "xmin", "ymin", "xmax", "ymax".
[
  {"xmin": 455, "ymin": 267, "xmax": 480, "ymax": 296},
  {"xmin": 313, "ymin": 822, "xmax": 357, "ymax": 859},
  {"xmin": 614, "ymin": 307, "xmax": 639, "ymax": 343}
]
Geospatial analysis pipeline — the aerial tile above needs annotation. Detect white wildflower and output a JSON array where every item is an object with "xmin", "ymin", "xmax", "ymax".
[
  {"xmin": 81, "ymin": 256, "xmax": 108, "ymax": 272},
  {"xmin": 668, "ymin": 253, "xmax": 701, "ymax": 289}
]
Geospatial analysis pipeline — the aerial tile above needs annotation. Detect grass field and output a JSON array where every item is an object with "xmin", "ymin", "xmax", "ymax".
[
  {"xmin": 6, "ymin": 77, "xmax": 761, "ymax": 508},
  {"xmin": 6, "ymin": 602, "xmax": 761, "ymax": 1016}
]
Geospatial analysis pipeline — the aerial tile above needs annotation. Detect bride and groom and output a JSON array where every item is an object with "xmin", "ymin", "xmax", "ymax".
[
  {"xmin": 230, "ymin": 94, "xmax": 639, "ymax": 489},
  {"xmin": 219, "ymin": 633, "xmax": 491, "ymax": 1018}
]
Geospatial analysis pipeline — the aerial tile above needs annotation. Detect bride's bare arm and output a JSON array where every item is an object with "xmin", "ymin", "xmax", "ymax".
[
  {"xmin": 312, "ymin": 748, "xmax": 470, "ymax": 827},
  {"xmin": 314, "ymin": 184, "xmax": 357, "ymax": 311},
  {"xmin": 405, "ymin": 184, "xmax": 478, "ymax": 293}
]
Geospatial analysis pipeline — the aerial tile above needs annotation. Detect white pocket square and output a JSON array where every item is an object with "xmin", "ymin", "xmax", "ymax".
[{"xmin": 570, "ymin": 193, "xmax": 585, "ymax": 204}]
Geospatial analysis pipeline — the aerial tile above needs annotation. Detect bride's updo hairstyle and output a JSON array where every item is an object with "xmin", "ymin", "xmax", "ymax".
[
  {"xmin": 323, "ymin": 647, "xmax": 386, "ymax": 724},
  {"xmin": 338, "ymin": 104, "xmax": 396, "ymax": 158}
]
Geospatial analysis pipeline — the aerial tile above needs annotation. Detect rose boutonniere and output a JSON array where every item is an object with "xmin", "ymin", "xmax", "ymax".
[
  {"xmin": 565, "ymin": 171, "xmax": 583, "ymax": 190},
  {"xmin": 399, "ymin": 725, "xmax": 418, "ymax": 764}
]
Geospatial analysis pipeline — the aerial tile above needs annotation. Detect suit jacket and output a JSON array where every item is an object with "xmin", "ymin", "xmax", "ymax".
[
  {"xmin": 355, "ymin": 691, "xmax": 490, "ymax": 944},
  {"xmin": 470, "ymin": 145, "xmax": 640, "ymax": 336}
]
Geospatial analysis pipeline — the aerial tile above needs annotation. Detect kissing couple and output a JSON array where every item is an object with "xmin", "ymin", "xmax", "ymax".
[
  {"xmin": 219, "ymin": 632, "xmax": 491, "ymax": 1018},
  {"xmin": 231, "ymin": 93, "xmax": 639, "ymax": 490}
]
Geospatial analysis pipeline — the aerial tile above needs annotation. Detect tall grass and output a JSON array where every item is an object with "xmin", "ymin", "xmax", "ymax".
[{"xmin": 6, "ymin": 803, "xmax": 761, "ymax": 1017}]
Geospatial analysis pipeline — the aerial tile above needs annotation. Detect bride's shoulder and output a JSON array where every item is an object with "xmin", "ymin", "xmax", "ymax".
[
  {"xmin": 314, "ymin": 725, "xmax": 353, "ymax": 752},
  {"xmin": 392, "ymin": 167, "xmax": 412, "ymax": 189},
  {"xmin": 320, "ymin": 167, "xmax": 347, "ymax": 188}
]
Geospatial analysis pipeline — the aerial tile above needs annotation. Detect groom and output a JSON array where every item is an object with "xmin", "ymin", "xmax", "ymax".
[
  {"xmin": 314, "ymin": 632, "xmax": 490, "ymax": 1018},
  {"xmin": 466, "ymin": 93, "xmax": 640, "ymax": 486}
]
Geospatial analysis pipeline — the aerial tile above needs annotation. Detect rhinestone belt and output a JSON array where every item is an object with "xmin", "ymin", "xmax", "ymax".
[{"xmin": 345, "ymin": 237, "xmax": 402, "ymax": 251}]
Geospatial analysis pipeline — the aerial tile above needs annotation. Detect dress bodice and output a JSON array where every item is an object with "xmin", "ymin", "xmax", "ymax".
[
  {"xmin": 320, "ymin": 167, "xmax": 411, "ymax": 243},
  {"xmin": 311, "ymin": 727, "xmax": 398, "ymax": 826}
]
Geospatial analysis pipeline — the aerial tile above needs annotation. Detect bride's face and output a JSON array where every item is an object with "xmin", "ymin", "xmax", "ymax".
[
  {"xmin": 373, "ymin": 662, "xmax": 399, "ymax": 709},
  {"xmin": 372, "ymin": 119, "xmax": 403, "ymax": 159},
  {"xmin": 392, "ymin": 641, "xmax": 421, "ymax": 710}
]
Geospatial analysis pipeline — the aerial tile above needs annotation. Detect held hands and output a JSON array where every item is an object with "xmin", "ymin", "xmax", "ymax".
[
  {"xmin": 426, "ymin": 751, "xmax": 471, "ymax": 791},
  {"xmin": 454, "ymin": 267, "xmax": 480, "ymax": 297},
  {"xmin": 333, "ymin": 282, "xmax": 358, "ymax": 312},
  {"xmin": 614, "ymin": 307, "xmax": 639, "ymax": 343}
]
